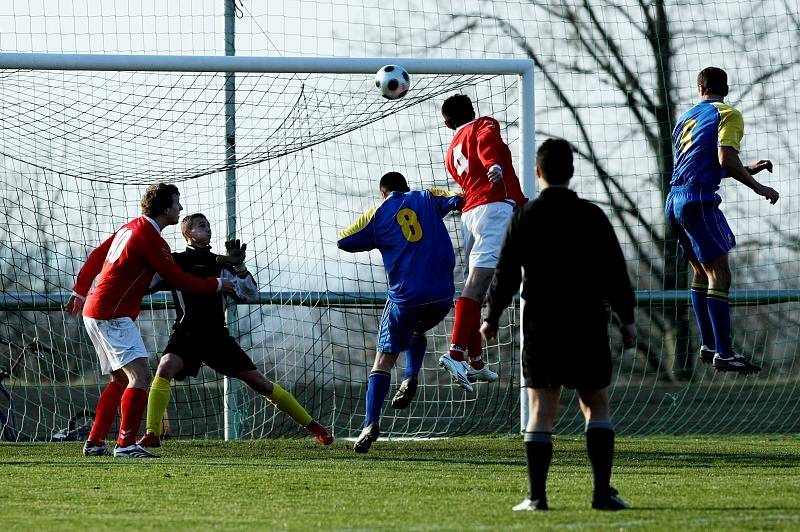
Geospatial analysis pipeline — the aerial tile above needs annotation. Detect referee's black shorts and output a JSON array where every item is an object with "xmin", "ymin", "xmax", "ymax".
[
  {"xmin": 521, "ymin": 318, "xmax": 612, "ymax": 391},
  {"xmin": 162, "ymin": 327, "xmax": 257, "ymax": 381}
]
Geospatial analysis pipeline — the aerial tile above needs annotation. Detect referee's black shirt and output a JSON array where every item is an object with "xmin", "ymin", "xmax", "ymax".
[{"xmin": 485, "ymin": 187, "xmax": 634, "ymax": 344}]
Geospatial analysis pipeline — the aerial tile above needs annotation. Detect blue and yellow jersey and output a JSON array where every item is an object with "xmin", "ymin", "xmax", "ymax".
[
  {"xmin": 337, "ymin": 189, "xmax": 462, "ymax": 306},
  {"xmin": 671, "ymin": 99, "xmax": 744, "ymax": 196}
]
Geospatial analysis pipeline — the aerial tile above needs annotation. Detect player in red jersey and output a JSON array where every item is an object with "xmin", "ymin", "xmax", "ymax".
[
  {"xmin": 438, "ymin": 94, "xmax": 528, "ymax": 392},
  {"xmin": 64, "ymin": 183, "xmax": 233, "ymax": 458}
]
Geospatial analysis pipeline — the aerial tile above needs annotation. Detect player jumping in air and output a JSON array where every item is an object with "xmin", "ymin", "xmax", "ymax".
[
  {"xmin": 137, "ymin": 213, "xmax": 333, "ymax": 448},
  {"xmin": 438, "ymin": 94, "xmax": 528, "ymax": 393},
  {"xmin": 666, "ymin": 67, "xmax": 779, "ymax": 373},
  {"xmin": 482, "ymin": 139, "xmax": 636, "ymax": 511},
  {"xmin": 64, "ymin": 183, "xmax": 233, "ymax": 458},
  {"xmin": 338, "ymin": 172, "xmax": 462, "ymax": 453}
]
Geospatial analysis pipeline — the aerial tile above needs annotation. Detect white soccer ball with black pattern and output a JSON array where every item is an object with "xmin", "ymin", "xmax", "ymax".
[{"xmin": 375, "ymin": 65, "xmax": 410, "ymax": 100}]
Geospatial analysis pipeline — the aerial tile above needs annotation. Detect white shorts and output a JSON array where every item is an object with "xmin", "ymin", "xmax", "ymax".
[
  {"xmin": 83, "ymin": 316, "xmax": 149, "ymax": 375},
  {"xmin": 462, "ymin": 201, "xmax": 515, "ymax": 270}
]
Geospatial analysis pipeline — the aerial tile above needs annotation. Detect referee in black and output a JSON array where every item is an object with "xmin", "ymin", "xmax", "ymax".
[{"xmin": 481, "ymin": 138, "xmax": 636, "ymax": 512}]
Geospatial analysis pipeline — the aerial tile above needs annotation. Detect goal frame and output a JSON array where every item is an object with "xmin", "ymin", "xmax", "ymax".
[
  {"xmin": 0, "ymin": 53, "xmax": 536, "ymax": 438},
  {"xmin": 0, "ymin": 53, "xmax": 534, "ymax": 190}
]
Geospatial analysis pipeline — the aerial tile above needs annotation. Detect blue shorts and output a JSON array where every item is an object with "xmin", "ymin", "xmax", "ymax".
[
  {"xmin": 377, "ymin": 298, "xmax": 452, "ymax": 353},
  {"xmin": 665, "ymin": 189, "xmax": 735, "ymax": 263}
]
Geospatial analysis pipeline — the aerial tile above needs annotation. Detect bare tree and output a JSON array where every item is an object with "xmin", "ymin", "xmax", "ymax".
[{"xmin": 408, "ymin": 0, "xmax": 797, "ymax": 380}]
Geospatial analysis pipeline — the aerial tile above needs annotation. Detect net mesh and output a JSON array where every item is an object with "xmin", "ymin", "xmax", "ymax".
[
  {"xmin": 0, "ymin": 68, "xmax": 522, "ymax": 441},
  {"xmin": 1, "ymin": 0, "xmax": 800, "ymax": 441}
]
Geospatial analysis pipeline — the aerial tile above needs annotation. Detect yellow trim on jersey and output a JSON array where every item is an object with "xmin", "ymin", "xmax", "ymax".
[
  {"xmin": 427, "ymin": 187, "xmax": 460, "ymax": 197},
  {"xmin": 338, "ymin": 206, "xmax": 378, "ymax": 239},
  {"xmin": 712, "ymin": 102, "xmax": 744, "ymax": 151},
  {"xmin": 678, "ymin": 118, "xmax": 697, "ymax": 153}
]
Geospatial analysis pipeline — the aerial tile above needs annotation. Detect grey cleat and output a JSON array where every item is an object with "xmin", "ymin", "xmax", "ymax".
[{"xmin": 438, "ymin": 354, "xmax": 474, "ymax": 393}]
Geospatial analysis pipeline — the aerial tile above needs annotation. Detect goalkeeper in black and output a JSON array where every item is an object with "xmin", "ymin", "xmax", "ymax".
[
  {"xmin": 138, "ymin": 213, "xmax": 333, "ymax": 448},
  {"xmin": 480, "ymin": 139, "xmax": 636, "ymax": 512}
]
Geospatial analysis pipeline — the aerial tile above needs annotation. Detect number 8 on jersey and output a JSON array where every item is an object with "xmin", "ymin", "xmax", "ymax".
[{"xmin": 396, "ymin": 208, "xmax": 423, "ymax": 242}]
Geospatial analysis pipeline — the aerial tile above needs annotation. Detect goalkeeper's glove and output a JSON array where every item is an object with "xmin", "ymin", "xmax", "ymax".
[{"xmin": 216, "ymin": 239, "xmax": 247, "ymax": 269}]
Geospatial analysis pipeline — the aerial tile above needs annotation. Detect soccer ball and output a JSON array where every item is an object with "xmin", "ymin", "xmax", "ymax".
[{"xmin": 375, "ymin": 65, "xmax": 410, "ymax": 100}]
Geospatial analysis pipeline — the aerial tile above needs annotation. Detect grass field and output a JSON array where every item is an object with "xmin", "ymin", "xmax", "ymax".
[{"xmin": 2, "ymin": 435, "xmax": 799, "ymax": 530}]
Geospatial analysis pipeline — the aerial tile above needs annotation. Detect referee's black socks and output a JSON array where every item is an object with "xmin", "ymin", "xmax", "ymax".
[
  {"xmin": 523, "ymin": 431, "xmax": 552, "ymax": 501},
  {"xmin": 585, "ymin": 420, "xmax": 615, "ymax": 497}
]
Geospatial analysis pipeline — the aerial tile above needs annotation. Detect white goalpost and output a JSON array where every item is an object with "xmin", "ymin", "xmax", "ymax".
[{"xmin": 0, "ymin": 53, "xmax": 534, "ymax": 441}]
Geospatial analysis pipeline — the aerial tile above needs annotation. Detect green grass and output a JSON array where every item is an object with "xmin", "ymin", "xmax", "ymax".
[{"xmin": 2, "ymin": 435, "xmax": 800, "ymax": 530}]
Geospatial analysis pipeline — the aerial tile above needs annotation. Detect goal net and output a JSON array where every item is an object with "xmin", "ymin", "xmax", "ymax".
[
  {"xmin": 0, "ymin": 55, "xmax": 532, "ymax": 441},
  {"xmin": 3, "ymin": 53, "xmax": 799, "ymax": 444}
]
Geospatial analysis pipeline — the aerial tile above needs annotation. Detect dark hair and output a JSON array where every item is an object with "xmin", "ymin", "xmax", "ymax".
[
  {"xmin": 536, "ymin": 139, "xmax": 574, "ymax": 185},
  {"xmin": 141, "ymin": 183, "xmax": 180, "ymax": 217},
  {"xmin": 697, "ymin": 67, "xmax": 728, "ymax": 97},
  {"xmin": 181, "ymin": 213, "xmax": 207, "ymax": 237},
  {"xmin": 441, "ymin": 94, "xmax": 475, "ymax": 127},
  {"xmin": 379, "ymin": 172, "xmax": 410, "ymax": 194}
]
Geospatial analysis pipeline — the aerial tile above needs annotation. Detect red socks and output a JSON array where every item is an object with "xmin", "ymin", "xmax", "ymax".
[
  {"xmin": 449, "ymin": 297, "xmax": 484, "ymax": 369},
  {"xmin": 117, "ymin": 387, "xmax": 147, "ymax": 447},
  {"xmin": 468, "ymin": 327, "xmax": 485, "ymax": 370},
  {"xmin": 88, "ymin": 381, "xmax": 125, "ymax": 445}
]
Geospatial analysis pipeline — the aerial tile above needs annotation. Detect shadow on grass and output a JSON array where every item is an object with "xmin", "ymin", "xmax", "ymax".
[
  {"xmin": 614, "ymin": 449, "xmax": 800, "ymax": 469},
  {"xmin": 2, "ymin": 437, "xmax": 799, "ymax": 471}
]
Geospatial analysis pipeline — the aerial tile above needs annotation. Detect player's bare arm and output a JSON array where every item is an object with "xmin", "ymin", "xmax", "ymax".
[
  {"xmin": 719, "ymin": 146, "xmax": 779, "ymax": 204},
  {"xmin": 63, "ymin": 294, "xmax": 85, "ymax": 316},
  {"xmin": 747, "ymin": 159, "xmax": 773, "ymax": 175},
  {"xmin": 487, "ymin": 164, "xmax": 503, "ymax": 183},
  {"xmin": 479, "ymin": 320, "xmax": 497, "ymax": 342}
]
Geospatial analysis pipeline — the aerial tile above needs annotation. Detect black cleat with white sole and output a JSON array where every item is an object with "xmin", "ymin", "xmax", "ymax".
[
  {"xmin": 391, "ymin": 377, "xmax": 418, "ymax": 410},
  {"xmin": 713, "ymin": 353, "xmax": 761, "ymax": 374},
  {"xmin": 592, "ymin": 487, "xmax": 630, "ymax": 511},
  {"xmin": 82, "ymin": 439, "xmax": 110, "ymax": 457},
  {"xmin": 699, "ymin": 345, "xmax": 715, "ymax": 365},
  {"xmin": 353, "ymin": 423, "xmax": 380, "ymax": 454}
]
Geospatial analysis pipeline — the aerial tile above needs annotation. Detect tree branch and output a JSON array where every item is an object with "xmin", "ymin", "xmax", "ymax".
[{"xmin": 580, "ymin": 0, "xmax": 658, "ymax": 114}]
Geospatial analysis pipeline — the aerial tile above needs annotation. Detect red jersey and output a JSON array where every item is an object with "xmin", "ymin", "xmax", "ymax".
[
  {"xmin": 72, "ymin": 216, "xmax": 219, "ymax": 320},
  {"xmin": 444, "ymin": 116, "xmax": 527, "ymax": 212}
]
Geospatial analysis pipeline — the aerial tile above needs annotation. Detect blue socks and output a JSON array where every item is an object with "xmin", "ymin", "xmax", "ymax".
[
  {"xmin": 404, "ymin": 334, "xmax": 427, "ymax": 380},
  {"xmin": 707, "ymin": 288, "xmax": 732, "ymax": 357},
  {"xmin": 690, "ymin": 281, "xmax": 715, "ymax": 350},
  {"xmin": 365, "ymin": 370, "xmax": 391, "ymax": 427},
  {"xmin": 693, "ymin": 277, "xmax": 733, "ymax": 357}
]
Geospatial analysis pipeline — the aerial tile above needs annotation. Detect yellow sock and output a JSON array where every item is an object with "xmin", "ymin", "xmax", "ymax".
[
  {"xmin": 145, "ymin": 376, "xmax": 172, "ymax": 435},
  {"xmin": 267, "ymin": 382, "xmax": 312, "ymax": 427}
]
